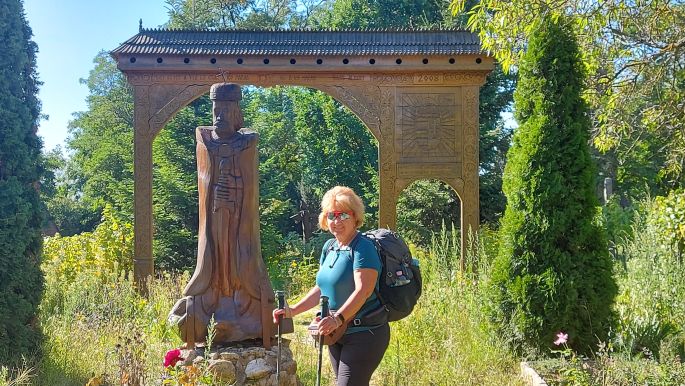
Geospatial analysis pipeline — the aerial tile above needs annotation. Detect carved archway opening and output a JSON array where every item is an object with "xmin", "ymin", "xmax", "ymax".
[
  {"xmin": 396, "ymin": 178, "xmax": 471, "ymax": 270},
  {"xmin": 148, "ymin": 84, "xmax": 381, "ymax": 265}
]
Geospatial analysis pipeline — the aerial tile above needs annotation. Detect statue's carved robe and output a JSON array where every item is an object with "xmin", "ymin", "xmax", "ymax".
[{"xmin": 170, "ymin": 127, "xmax": 274, "ymax": 346}]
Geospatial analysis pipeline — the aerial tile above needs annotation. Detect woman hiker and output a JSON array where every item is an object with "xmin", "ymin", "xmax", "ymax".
[{"xmin": 273, "ymin": 185, "xmax": 390, "ymax": 386}]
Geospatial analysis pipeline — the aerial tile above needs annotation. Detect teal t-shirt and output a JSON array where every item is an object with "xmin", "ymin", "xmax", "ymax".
[{"xmin": 316, "ymin": 232, "xmax": 382, "ymax": 333}]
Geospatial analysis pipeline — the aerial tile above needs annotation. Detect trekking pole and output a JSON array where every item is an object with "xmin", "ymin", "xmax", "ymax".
[
  {"xmin": 276, "ymin": 290, "xmax": 285, "ymax": 385},
  {"xmin": 316, "ymin": 295, "xmax": 329, "ymax": 386}
]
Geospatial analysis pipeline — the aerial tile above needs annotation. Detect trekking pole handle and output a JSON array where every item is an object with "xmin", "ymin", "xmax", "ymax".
[
  {"xmin": 320, "ymin": 295, "xmax": 329, "ymax": 318},
  {"xmin": 276, "ymin": 290, "xmax": 286, "ymax": 316}
]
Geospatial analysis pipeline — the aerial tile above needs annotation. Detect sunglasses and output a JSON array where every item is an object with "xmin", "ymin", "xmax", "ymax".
[{"xmin": 326, "ymin": 211, "xmax": 352, "ymax": 221}]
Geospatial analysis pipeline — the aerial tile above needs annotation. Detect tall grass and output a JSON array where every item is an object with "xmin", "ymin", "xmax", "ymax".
[
  {"xmin": 37, "ymin": 271, "xmax": 184, "ymax": 385},
  {"xmin": 612, "ymin": 199, "xmax": 685, "ymax": 360},
  {"xmin": 370, "ymin": 225, "xmax": 523, "ymax": 385},
  {"xmin": 29, "ymin": 221, "xmax": 523, "ymax": 385},
  {"xmin": 530, "ymin": 196, "xmax": 685, "ymax": 385}
]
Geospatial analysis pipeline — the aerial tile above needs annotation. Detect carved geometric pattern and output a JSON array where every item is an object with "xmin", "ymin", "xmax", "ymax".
[
  {"xmin": 460, "ymin": 85, "xmax": 480, "ymax": 266},
  {"xmin": 319, "ymin": 85, "xmax": 381, "ymax": 140},
  {"xmin": 396, "ymin": 90, "xmax": 462, "ymax": 164}
]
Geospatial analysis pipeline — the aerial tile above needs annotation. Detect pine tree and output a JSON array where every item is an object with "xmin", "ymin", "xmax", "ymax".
[
  {"xmin": 0, "ymin": 0, "xmax": 45, "ymax": 363},
  {"xmin": 491, "ymin": 15, "xmax": 617, "ymax": 355}
]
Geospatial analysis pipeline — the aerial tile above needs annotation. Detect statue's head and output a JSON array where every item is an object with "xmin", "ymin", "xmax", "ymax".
[{"xmin": 210, "ymin": 83, "xmax": 243, "ymax": 138}]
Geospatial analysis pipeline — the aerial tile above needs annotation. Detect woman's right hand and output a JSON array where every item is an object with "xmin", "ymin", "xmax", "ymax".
[{"xmin": 272, "ymin": 306, "xmax": 292, "ymax": 324}]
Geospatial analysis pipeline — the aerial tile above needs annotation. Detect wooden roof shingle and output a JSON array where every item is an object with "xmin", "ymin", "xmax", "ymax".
[{"xmin": 111, "ymin": 28, "xmax": 483, "ymax": 57}]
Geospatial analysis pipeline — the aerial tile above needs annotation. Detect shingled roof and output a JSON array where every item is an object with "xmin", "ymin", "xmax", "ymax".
[{"xmin": 111, "ymin": 28, "xmax": 483, "ymax": 57}]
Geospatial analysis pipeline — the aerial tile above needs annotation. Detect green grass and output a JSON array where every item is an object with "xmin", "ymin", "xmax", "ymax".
[
  {"xmin": 26, "ymin": 227, "xmax": 524, "ymax": 385},
  {"xmin": 25, "ymin": 214, "xmax": 685, "ymax": 385}
]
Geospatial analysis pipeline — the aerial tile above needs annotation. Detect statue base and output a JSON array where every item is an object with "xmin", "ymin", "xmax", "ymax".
[{"xmin": 179, "ymin": 339, "xmax": 301, "ymax": 386}]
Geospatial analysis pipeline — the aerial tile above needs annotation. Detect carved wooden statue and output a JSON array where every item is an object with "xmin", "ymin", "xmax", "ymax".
[{"xmin": 169, "ymin": 83, "xmax": 274, "ymax": 348}]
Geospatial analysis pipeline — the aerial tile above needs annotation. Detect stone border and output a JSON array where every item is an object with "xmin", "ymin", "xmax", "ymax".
[{"xmin": 520, "ymin": 362, "xmax": 548, "ymax": 386}]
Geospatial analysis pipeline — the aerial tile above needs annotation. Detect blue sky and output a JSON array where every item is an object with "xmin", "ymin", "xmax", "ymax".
[{"xmin": 23, "ymin": 0, "xmax": 170, "ymax": 151}]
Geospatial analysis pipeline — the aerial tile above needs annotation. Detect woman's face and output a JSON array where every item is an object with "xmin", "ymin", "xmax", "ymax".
[{"xmin": 327, "ymin": 206, "xmax": 357, "ymax": 243}]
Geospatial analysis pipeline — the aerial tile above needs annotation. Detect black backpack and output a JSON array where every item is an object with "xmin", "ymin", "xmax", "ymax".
[
  {"xmin": 362, "ymin": 229, "xmax": 422, "ymax": 322},
  {"xmin": 323, "ymin": 229, "xmax": 422, "ymax": 322}
]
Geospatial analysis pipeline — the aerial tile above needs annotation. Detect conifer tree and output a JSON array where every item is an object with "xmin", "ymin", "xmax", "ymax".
[
  {"xmin": 0, "ymin": 0, "xmax": 45, "ymax": 362},
  {"xmin": 491, "ymin": 15, "xmax": 616, "ymax": 354}
]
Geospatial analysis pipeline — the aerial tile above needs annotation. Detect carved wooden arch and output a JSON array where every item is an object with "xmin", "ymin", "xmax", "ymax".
[
  {"xmin": 125, "ymin": 69, "xmax": 490, "ymax": 283},
  {"xmin": 394, "ymin": 175, "xmax": 474, "ymax": 271}
]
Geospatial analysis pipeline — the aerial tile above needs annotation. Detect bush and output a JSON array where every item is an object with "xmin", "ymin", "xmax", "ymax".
[
  {"xmin": 491, "ymin": 15, "xmax": 616, "ymax": 355},
  {"xmin": 614, "ymin": 196, "xmax": 685, "ymax": 360},
  {"xmin": 39, "ymin": 209, "xmax": 183, "ymax": 384},
  {"xmin": 42, "ymin": 206, "xmax": 132, "ymax": 286},
  {"xmin": 648, "ymin": 189, "xmax": 685, "ymax": 261}
]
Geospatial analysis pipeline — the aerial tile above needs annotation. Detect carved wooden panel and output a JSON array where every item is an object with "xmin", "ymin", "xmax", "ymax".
[
  {"xmin": 461, "ymin": 86, "xmax": 479, "ymax": 227},
  {"xmin": 318, "ymin": 85, "xmax": 381, "ymax": 140},
  {"xmin": 395, "ymin": 87, "xmax": 462, "ymax": 164}
]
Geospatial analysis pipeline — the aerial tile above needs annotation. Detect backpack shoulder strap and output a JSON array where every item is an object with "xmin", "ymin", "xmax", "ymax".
[{"xmin": 320, "ymin": 238, "xmax": 336, "ymax": 266}]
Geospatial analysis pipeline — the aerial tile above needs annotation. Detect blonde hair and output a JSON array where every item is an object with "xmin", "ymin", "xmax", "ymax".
[{"xmin": 318, "ymin": 186, "xmax": 365, "ymax": 231}]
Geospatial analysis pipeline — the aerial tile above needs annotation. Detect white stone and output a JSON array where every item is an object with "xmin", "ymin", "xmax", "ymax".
[
  {"xmin": 520, "ymin": 361, "xmax": 548, "ymax": 386},
  {"xmin": 208, "ymin": 359, "xmax": 237, "ymax": 383},
  {"xmin": 220, "ymin": 351, "xmax": 241, "ymax": 361},
  {"xmin": 245, "ymin": 358, "xmax": 273, "ymax": 380}
]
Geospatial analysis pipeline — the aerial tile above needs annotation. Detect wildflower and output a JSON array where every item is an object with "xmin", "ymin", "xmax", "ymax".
[
  {"xmin": 554, "ymin": 332, "xmax": 568, "ymax": 346},
  {"xmin": 164, "ymin": 348, "xmax": 183, "ymax": 367}
]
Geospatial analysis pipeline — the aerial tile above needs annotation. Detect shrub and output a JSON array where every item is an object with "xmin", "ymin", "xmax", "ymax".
[
  {"xmin": 648, "ymin": 189, "xmax": 685, "ymax": 261},
  {"xmin": 491, "ymin": 15, "xmax": 617, "ymax": 355},
  {"xmin": 614, "ymin": 196, "xmax": 685, "ymax": 359},
  {"xmin": 39, "ymin": 212, "xmax": 183, "ymax": 384}
]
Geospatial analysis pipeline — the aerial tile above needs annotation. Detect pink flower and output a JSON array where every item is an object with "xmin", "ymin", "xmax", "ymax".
[
  {"xmin": 554, "ymin": 332, "xmax": 568, "ymax": 346},
  {"xmin": 164, "ymin": 348, "xmax": 183, "ymax": 367}
]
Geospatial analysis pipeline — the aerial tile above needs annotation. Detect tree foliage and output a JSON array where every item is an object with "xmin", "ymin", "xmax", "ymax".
[
  {"xmin": 452, "ymin": 0, "xmax": 685, "ymax": 197},
  {"xmin": 313, "ymin": 0, "xmax": 453, "ymax": 28},
  {"xmin": 50, "ymin": 0, "xmax": 516, "ymax": 274},
  {"xmin": 490, "ymin": 15, "xmax": 616, "ymax": 355},
  {"xmin": 0, "ymin": 0, "xmax": 45, "ymax": 364},
  {"xmin": 67, "ymin": 52, "xmax": 135, "ymax": 219},
  {"xmin": 319, "ymin": 0, "xmax": 515, "ymax": 230}
]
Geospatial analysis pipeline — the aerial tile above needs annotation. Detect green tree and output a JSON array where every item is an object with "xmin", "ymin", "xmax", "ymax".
[
  {"xmin": 490, "ymin": 15, "xmax": 616, "ymax": 355},
  {"xmin": 313, "ymin": 0, "xmax": 452, "ymax": 28},
  {"xmin": 151, "ymin": 101, "xmax": 205, "ymax": 270},
  {"xmin": 0, "ymin": 0, "xmax": 45, "ymax": 363},
  {"xmin": 452, "ymin": 0, "xmax": 685, "ymax": 198},
  {"xmin": 244, "ymin": 87, "xmax": 378, "ymax": 245},
  {"xmin": 165, "ymin": 0, "xmax": 297, "ymax": 29},
  {"xmin": 40, "ymin": 147, "xmax": 100, "ymax": 236},
  {"xmin": 67, "ymin": 52, "xmax": 135, "ymax": 220}
]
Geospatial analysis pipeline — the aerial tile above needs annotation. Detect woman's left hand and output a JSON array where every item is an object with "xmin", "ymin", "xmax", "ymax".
[{"xmin": 317, "ymin": 315, "xmax": 341, "ymax": 335}]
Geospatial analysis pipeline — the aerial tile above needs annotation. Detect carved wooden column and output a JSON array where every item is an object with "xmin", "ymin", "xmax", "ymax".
[
  {"xmin": 130, "ymin": 77, "xmax": 211, "ymax": 288},
  {"xmin": 132, "ymin": 84, "xmax": 155, "ymax": 287},
  {"xmin": 461, "ymin": 85, "xmax": 481, "ymax": 271},
  {"xmin": 383, "ymin": 78, "xmax": 486, "ymax": 267},
  {"xmin": 377, "ymin": 86, "xmax": 398, "ymax": 229}
]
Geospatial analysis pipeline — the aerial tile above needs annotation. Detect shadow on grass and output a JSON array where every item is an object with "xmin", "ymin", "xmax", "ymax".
[{"xmin": 35, "ymin": 353, "xmax": 90, "ymax": 386}]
